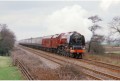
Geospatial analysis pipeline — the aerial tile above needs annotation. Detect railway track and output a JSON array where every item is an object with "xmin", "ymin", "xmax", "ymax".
[
  {"xmin": 19, "ymin": 45, "xmax": 120, "ymax": 80},
  {"xmin": 19, "ymin": 46, "xmax": 100, "ymax": 80},
  {"xmin": 15, "ymin": 59, "xmax": 34, "ymax": 80}
]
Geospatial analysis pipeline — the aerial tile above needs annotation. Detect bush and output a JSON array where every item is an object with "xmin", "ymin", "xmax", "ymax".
[
  {"xmin": 87, "ymin": 34, "xmax": 105, "ymax": 54},
  {"xmin": 56, "ymin": 64, "xmax": 85, "ymax": 80},
  {"xmin": 90, "ymin": 42, "xmax": 105, "ymax": 54}
]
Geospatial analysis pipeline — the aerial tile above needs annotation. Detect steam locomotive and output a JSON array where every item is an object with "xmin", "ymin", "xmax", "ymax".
[{"xmin": 19, "ymin": 31, "xmax": 85, "ymax": 58}]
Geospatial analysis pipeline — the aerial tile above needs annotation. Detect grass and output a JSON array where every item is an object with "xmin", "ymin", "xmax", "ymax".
[
  {"xmin": 84, "ymin": 53, "xmax": 120, "ymax": 66},
  {"xmin": 105, "ymin": 51, "xmax": 120, "ymax": 55},
  {"xmin": 0, "ymin": 56, "xmax": 23, "ymax": 80}
]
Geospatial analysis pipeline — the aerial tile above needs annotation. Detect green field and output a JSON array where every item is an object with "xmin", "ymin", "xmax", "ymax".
[{"xmin": 0, "ymin": 56, "xmax": 23, "ymax": 80}]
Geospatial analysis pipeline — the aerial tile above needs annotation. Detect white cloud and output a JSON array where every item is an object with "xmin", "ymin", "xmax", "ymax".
[
  {"xmin": 45, "ymin": 5, "xmax": 92, "ymax": 41},
  {"xmin": 0, "ymin": 8, "xmax": 47, "ymax": 40},
  {"xmin": 100, "ymin": 0, "xmax": 120, "ymax": 11}
]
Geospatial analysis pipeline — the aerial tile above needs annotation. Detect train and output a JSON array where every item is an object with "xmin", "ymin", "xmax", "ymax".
[{"xmin": 19, "ymin": 31, "xmax": 85, "ymax": 58}]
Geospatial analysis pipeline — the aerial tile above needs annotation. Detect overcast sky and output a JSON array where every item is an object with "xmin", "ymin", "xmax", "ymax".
[{"xmin": 0, "ymin": 0, "xmax": 120, "ymax": 41}]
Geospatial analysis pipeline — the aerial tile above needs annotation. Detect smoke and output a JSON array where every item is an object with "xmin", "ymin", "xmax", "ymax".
[{"xmin": 45, "ymin": 5, "xmax": 92, "ymax": 41}]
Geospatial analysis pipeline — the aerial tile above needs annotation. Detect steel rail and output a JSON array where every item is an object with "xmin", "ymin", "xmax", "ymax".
[{"xmin": 15, "ymin": 59, "xmax": 34, "ymax": 80}]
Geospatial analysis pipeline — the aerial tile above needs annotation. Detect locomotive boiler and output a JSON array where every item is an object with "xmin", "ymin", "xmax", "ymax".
[{"xmin": 19, "ymin": 31, "xmax": 85, "ymax": 58}]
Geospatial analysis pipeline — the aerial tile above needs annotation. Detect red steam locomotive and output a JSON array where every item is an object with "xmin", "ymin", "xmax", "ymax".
[{"xmin": 19, "ymin": 31, "xmax": 85, "ymax": 58}]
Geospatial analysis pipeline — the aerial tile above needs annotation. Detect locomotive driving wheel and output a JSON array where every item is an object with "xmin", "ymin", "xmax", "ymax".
[
  {"xmin": 57, "ymin": 47, "xmax": 61, "ymax": 54},
  {"xmin": 75, "ymin": 54, "xmax": 80, "ymax": 59},
  {"xmin": 57, "ymin": 46, "xmax": 64, "ymax": 55},
  {"xmin": 70, "ymin": 53, "xmax": 75, "ymax": 58},
  {"xmin": 79, "ymin": 54, "xmax": 82, "ymax": 59}
]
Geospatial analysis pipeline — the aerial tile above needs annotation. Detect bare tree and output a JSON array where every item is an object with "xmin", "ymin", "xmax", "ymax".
[
  {"xmin": 107, "ymin": 16, "xmax": 120, "ymax": 46},
  {"xmin": 88, "ymin": 15, "xmax": 104, "ymax": 53},
  {"xmin": 0, "ymin": 24, "xmax": 2, "ymax": 40},
  {"xmin": 109, "ymin": 16, "xmax": 120, "ymax": 34},
  {"xmin": 0, "ymin": 24, "xmax": 16, "ymax": 56}
]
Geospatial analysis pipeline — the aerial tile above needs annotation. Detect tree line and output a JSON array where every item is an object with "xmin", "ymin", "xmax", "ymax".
[
  {"xmin": 87, "ymin": 15, "xmax": 120, "ymax": 54},
  {"xmin": 0, "ymin": 24, "xmax": 15, "ymax": 56}
]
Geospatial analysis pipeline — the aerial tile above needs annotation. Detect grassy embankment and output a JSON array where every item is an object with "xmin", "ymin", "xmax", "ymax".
[
  {"xmin": 84, "ymin": 46, "xmax": 120, "ymax": 66},
  {"xmin": 0, "ymin": 56, "xmax": 23, "ymax": 80},
  {"xmin": 84, "ymin": 53, "xmax": 120, "ymax": 66}
]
